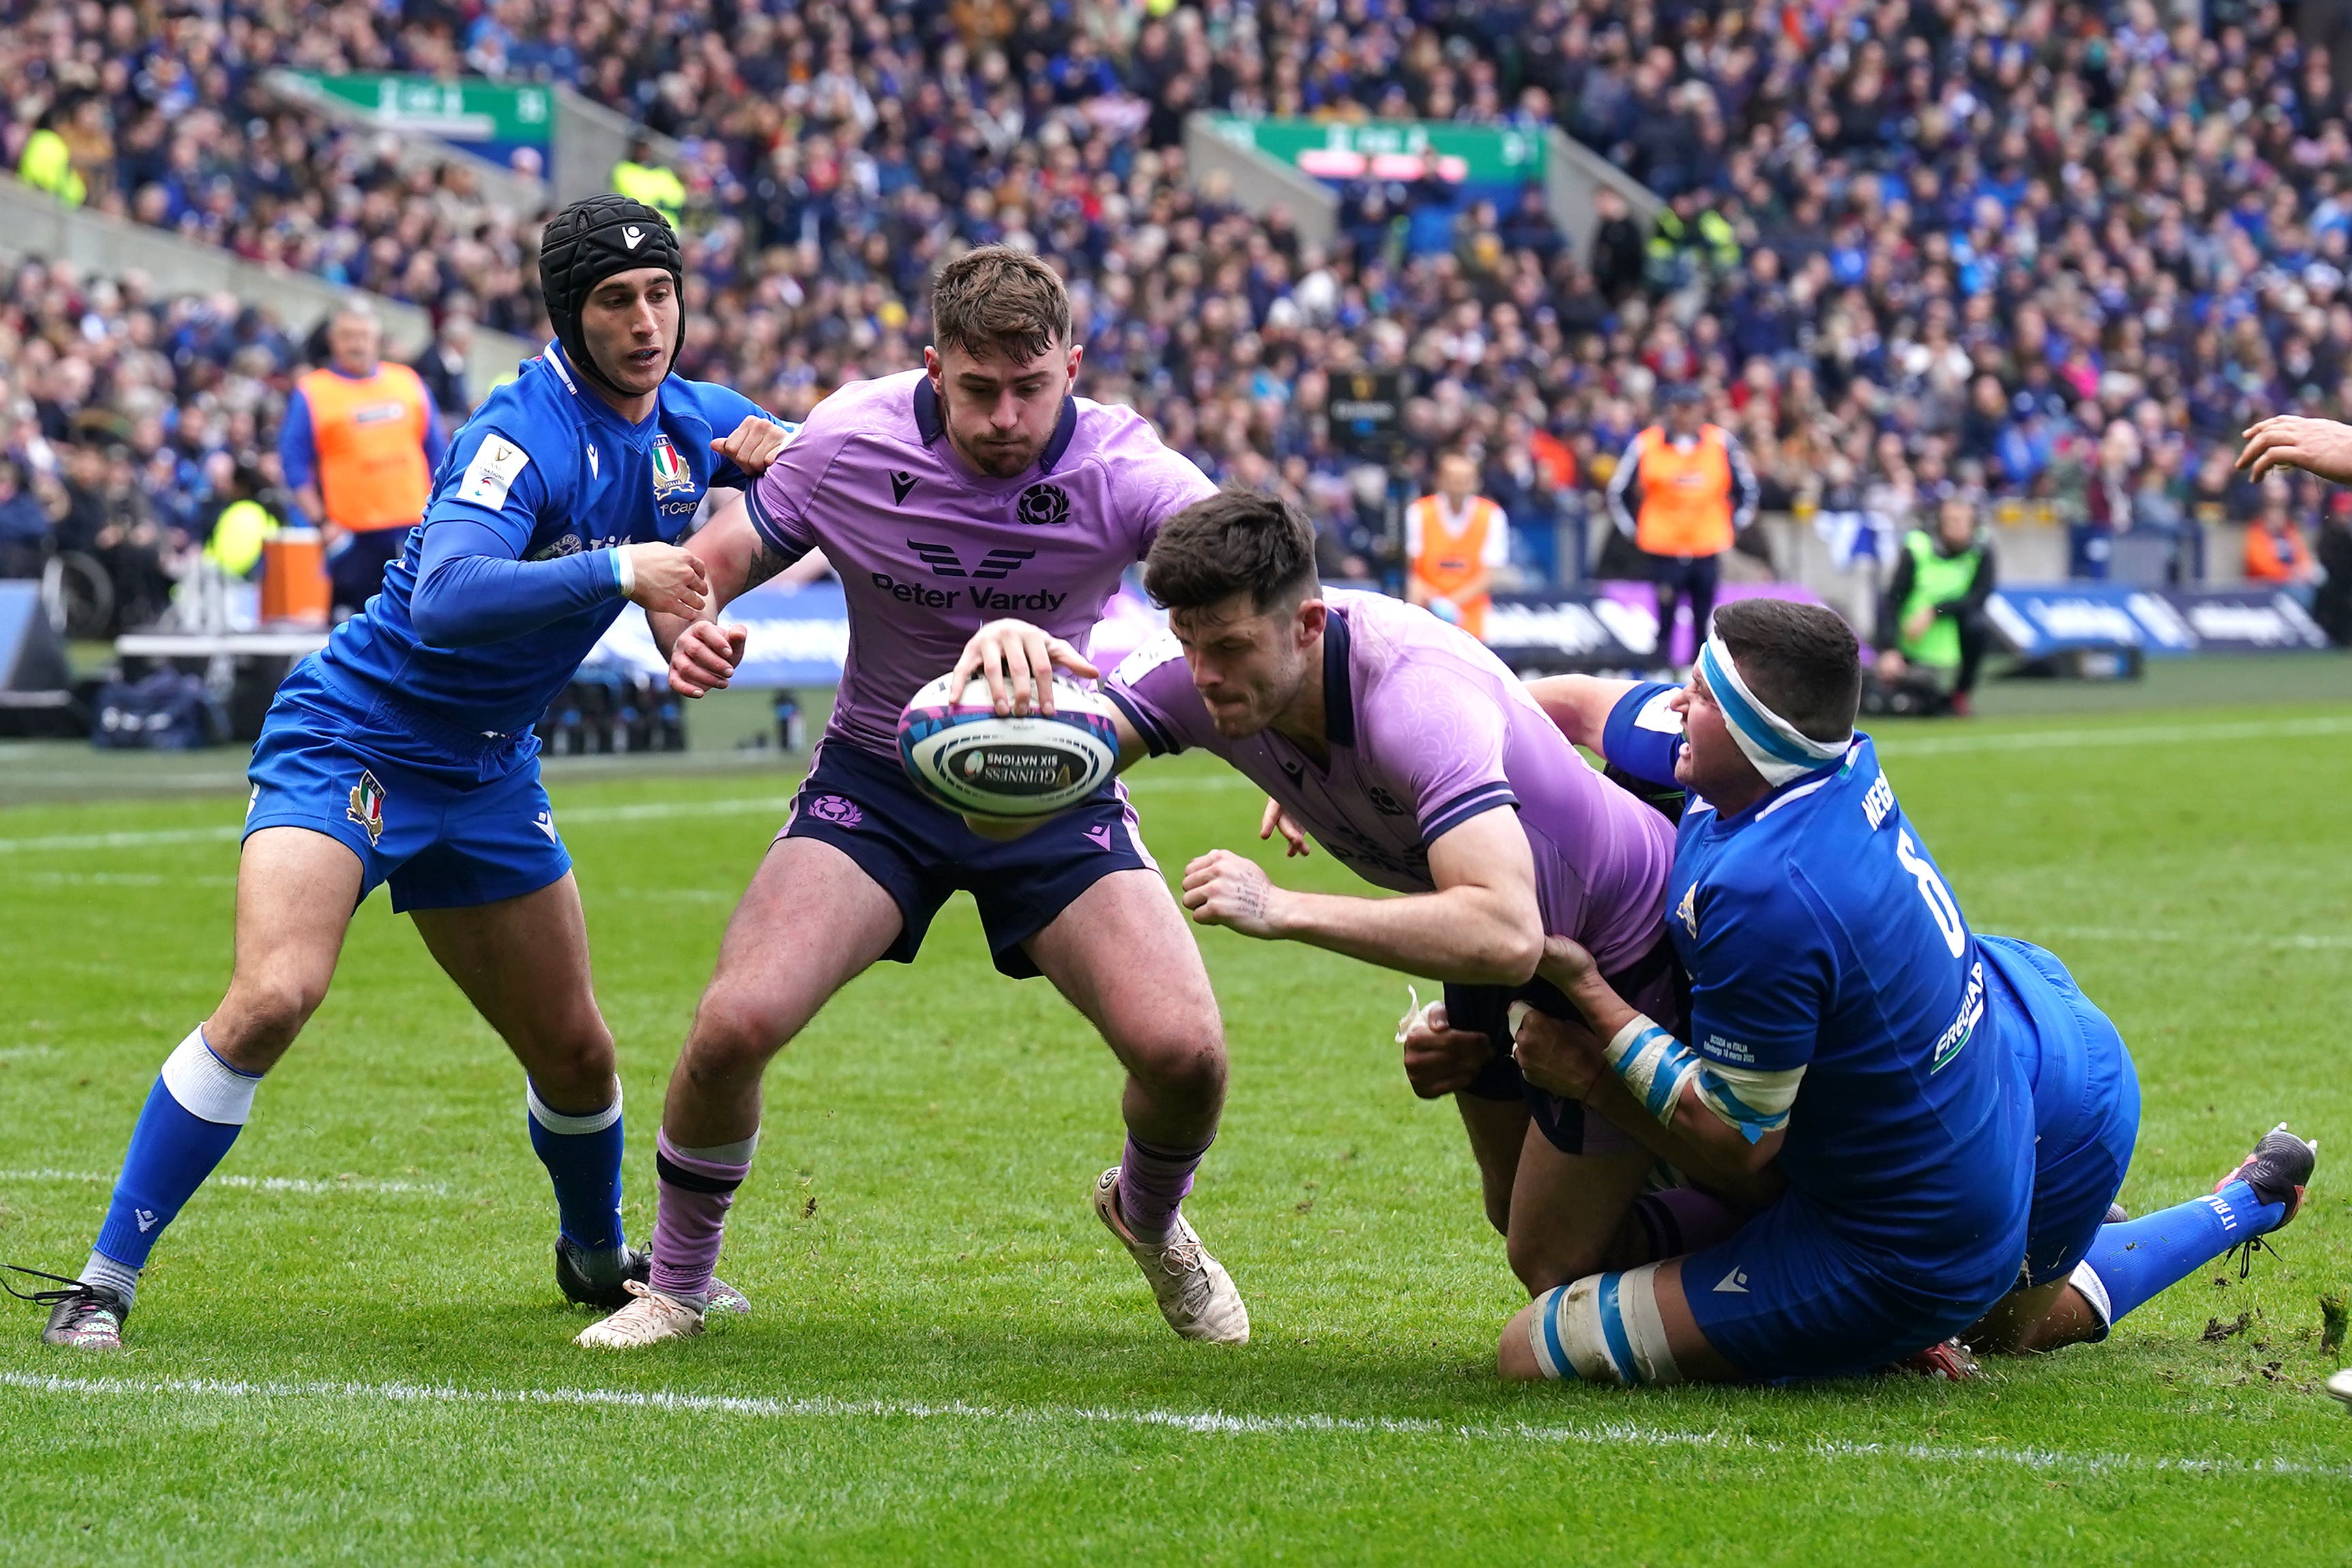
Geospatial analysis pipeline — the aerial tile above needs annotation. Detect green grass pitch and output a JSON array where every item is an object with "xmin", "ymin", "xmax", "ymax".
[{"xmin": 1, "ymin": 703, "xmax": 2349, "ymax": 1563}]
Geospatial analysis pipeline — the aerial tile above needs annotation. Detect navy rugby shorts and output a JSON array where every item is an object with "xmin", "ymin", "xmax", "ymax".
[
  {"xmin": 244, "ymin": 661, "xmax": 570, "ymax": 914},
  {"xmin": 779, "ymin": 740, "xmax": 1157, "ymax": 979},
  {"xmin": 1448, "ymin": 933, "xmax": 1687, "ymax": 1156}
]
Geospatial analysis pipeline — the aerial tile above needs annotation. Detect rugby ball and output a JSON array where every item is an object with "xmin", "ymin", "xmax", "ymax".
[{"xmin": 896, "ymin": 672, "xmax": 1121, "ymax": 817}]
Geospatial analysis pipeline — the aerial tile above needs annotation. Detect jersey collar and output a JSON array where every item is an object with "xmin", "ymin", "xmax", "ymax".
[
  {"xmin": 912, "ymin": 377, "xmax": 1079, "ymax": 475},
  {"xmin": 543, "ymin": 340, "xmax": 657, "ymax": 440},
  {"xmin": 1322, "ymin": 602, "xmax": 1356, "ymax": 746}
]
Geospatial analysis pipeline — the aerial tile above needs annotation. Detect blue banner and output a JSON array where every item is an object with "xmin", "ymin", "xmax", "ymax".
[
  {"xmin": 585, "ymin": 581, "xmax": 850, "ymax": 687},
  {"xmin": 1986, "ymin": 584, "xmax": 2330, "ymax": 658}
]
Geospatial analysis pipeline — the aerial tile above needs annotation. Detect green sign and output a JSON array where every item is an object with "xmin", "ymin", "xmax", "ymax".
[
  {"xmin": 291, "ymin": 73, "xmax": 552, "ymax": 147},
  {"xmin": 1207, "ymin": 117, "xmax": 1543, "ymax": 184}
]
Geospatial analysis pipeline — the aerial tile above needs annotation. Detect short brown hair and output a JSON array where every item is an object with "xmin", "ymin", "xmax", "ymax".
[
  {"xmin": 1144, "ymin": 489, "xmax": 1320, "ymax": 614},
  {"xmin": 931, "ymin": 246, "xmax": 1071, "ymax": 362},
  {"xmin": 1713, "ymin": 598, "xmax": 1860, "ymax": 742}
]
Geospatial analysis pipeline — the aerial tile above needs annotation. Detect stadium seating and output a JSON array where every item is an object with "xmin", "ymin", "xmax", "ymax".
[{"xmin": 6, "ymin": 0, "xmax": 2351, "ymax": 603}]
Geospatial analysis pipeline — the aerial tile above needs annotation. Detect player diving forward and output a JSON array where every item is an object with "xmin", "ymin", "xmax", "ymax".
[
  {"xmin": 1521, "ymin": 661, "xmax": 2319, "ymax": 1369},
  {"xmin": 1084, "ymin": 490, "xmax": 1744, "ymax": 1290},
  {"xmin": 13, "ymin": 197, "xmax": 783, "ymax": 1348},
  {"xmin": 1494, "ymin": 603, "xmax": 2316, "ymax": 1383},
  {"xmin": 576, "ymin": 246, "xmax": 1248, "ymax": 1348}
]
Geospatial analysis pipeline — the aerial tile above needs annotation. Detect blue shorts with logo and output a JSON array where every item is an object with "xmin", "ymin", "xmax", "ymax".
[
  {"xmin": 781, "ymin": 740, "xmax": 1157, "ymax": 980},
  {"xmin": 1979, "ymin": 935, "xmax": 2142, "ymax": 1288},
  {"xmin": 1681, "ymin": 1187, "xmax": 2027, "ymax": 1381},
  {"xmin": 244, "ymin": 660, "xmax": 570, "ymax": 914}
]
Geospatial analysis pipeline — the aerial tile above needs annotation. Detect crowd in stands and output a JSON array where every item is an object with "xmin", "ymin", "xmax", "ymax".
[{"xmin": 10, "ymin": 0, "xmax": 2352, "ymax": 620}]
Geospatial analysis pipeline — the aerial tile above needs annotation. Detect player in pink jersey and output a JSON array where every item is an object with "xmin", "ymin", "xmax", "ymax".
[
  {"xmin": 575, "ymin": 248, "xmax": 1249, "ymax": 1349},
  {"xmin": 1095, "ymin": 491, "xmax": 1741, "ymax": 1294}
]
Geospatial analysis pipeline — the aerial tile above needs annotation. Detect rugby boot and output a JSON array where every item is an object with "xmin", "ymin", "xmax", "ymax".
[
  {"xmin": 575, "ymin": 1279, "xmax": 705, "ymax": 1348},
  {"xmin": 2213, "ymin": 1123, "xmax": 2318, "ymax": 1225},
  {"xmin": 556, "ymin": 1240, "xmax": 751, "ymax": 1316},
  {"xmin": 1093, "ymin": 1166, "xmax": 1250, "ymax": 1345},
  {"xmin": 6, "ymin": 1266, "xmax": 129, "ymax": 1350},
  {"xmin": 1891, "ymin": 1337, "xmax": 1980, "ymax": 1382}
]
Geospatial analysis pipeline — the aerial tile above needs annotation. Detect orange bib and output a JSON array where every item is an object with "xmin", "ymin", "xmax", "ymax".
[
  {"xmin": 1634, "ymin": 425, "xmax": 1735, "ymax": 557},
  {"xmin": 1408, "ymin": 494, "xmax": 1502, "ymax": 640},
  {"xmin": 298, "ymin": 364, "xmax": 433, "ymax": 531}
]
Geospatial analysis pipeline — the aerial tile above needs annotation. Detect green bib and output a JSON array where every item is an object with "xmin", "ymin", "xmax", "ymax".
[{"xmin": 1898, "ymin": 529, "xmax": 1981, "ymax": 670}]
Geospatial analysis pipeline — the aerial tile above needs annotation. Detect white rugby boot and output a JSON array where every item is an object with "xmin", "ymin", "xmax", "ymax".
[
  {"xmin": 575, "ymin": 1279, "xmax": 705, "ymax": 1348},
  {"xmin": 1092, "ymin": 1166, "xmax": 1250, "ymax": 1345}
]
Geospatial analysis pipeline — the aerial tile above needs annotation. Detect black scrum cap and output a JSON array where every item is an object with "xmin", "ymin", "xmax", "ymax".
[{"xmin": 538, "ymin": 194, "xmax": 684, "ymax": 394}]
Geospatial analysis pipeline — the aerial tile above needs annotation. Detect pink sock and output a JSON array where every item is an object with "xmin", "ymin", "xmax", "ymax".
[
  {"xmin": 1116, "ymin": 1134, "xmax": 1211, "ymax": 1242},
  {"xmin": 1629, "ymin": 1186, "xmax": 1745, "ymax": 1261},
  {"xmin": 648, "ymin": 1129, "xmax": 753, "ymax": 1308}
]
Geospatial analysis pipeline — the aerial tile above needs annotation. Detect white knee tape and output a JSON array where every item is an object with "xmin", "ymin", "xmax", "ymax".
[
  {"xmin": 2067, "ymin": 1259, "xmax": 2114, "ymax": 1334},
  {"xmin": 1527, "ymin": 1266, "xmax": 1685, "ymax": 1387},
  {"xmin": 525, "ymin": 1077, "xmax": 622, "ymax": 1135},
  {"xmin": 160, "ymin": 1026, "xmax": 260, "ymax": 1126}
]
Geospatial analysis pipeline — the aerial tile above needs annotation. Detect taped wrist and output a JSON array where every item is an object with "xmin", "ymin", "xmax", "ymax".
[
  {"xmin": 1605, "ymin": 1014, "xmax": 1703, "ymax": 1127},
  {"xmin": 613, "ymin": 546, "xmax": 637, "ymax": 598}
]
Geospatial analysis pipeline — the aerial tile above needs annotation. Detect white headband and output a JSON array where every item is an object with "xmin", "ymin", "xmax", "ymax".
[{"xmin": 1695, "ymin": 630, "xmax": 1849, "ymax": 787}]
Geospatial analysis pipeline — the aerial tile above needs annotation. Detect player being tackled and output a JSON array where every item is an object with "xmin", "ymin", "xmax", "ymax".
[{"xmin": 577, "ymin": 248, "xmax": 1247, "ymax": 1349}]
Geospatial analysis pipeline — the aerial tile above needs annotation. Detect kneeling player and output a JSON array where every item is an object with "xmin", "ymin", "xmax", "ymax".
[
  {"xmin": 1490, "ymin": 602, "xmax": 2042, "ymax": 1384},
  {"xmin": 1531, "ymin": 670, "xmax": 2317, "ymax": 1367},
  {"xmin": 1090, "ymin": 491, "xmax": 1736, "ymax": 1291}
]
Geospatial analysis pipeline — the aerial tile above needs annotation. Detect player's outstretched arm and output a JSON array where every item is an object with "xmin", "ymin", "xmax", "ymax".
[
  {"xmin": 653, "ymin": 497, "xmax": 809, "ymax": 695},
  {"xmin": 2237, "ymin": 416, "xmax": 2352, "ymax": 484},
  {"xmin": 409, "ymin": 519, "xmax": 706, "ymax": 647},
  {"xmin": 1524, "ymin": 675, "xmax": 1642, "ymax": 753},
  {"xmin": 1180, "ymin": 806, "xmax": 1544, "ymax": 984}
]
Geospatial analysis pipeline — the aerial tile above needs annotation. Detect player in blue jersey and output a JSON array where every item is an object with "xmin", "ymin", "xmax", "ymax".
[
  {"xmin": 1477, "ymin": 599, "xmax": 2039, "ymax": 1384},
  {"xmin": 1523, "ymin": 658, "xmax": 2318, "ymax": 1371},
  {"xmin": 12, "ymin": 196, "xmax": 787, "ymax": 1350}
]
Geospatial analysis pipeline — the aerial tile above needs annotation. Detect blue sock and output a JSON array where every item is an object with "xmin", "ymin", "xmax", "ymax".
[
  {"xmin": 527, "ymin": 1079, "xmax": 626, "ymax": 1280},
  {"xmin": 2076, "ymin": 1179, "xmax": 2286, "ymax": 1332},
  {"xmin": 89, "ymin": 1028, "xmax": 260, "ymax": 1305}
]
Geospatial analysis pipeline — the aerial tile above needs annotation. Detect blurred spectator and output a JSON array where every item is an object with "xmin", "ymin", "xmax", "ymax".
[
  {"xmin": 279, "ymin": 302, "xmax": 445, "ymax": 617},
  {"xmin": 612, "ymin": 136, "xmax": 686, "ymax": 231},
  {"xmin": 1405, "ymin": 450, "xmax": 1507, "ymax": 640},
  {"xmin": 1877, "ymin": 491, "xmax": 1997, "ymax": 718},
  {"xmin": 16, "ymin": 104, "xmax": 85, "ymax": 207},
  {"xmin": 0, "ymin": 457, "xmax": 55, "ymax": 578},
  {"xmin": 2244, "ymin": 484, "xmax": 2318, "ymax": 583},
  {"xmin": 409, "ymin": 313, "xmax": 480, "ymax": 424},
  {"xmin": 1606, "ymin": 386, "xmax": 1758, "ymax": 660},
  {"xmin": 201, "ymin": 461, "xmax": 282, "ymax": 581},
  {"xmin": 57, "ymin": 441, "xmax": 176, "ymax": 633},
  {"xmin": 2313, "ymin": 495, "xmax": 2352, "ymax": 643}
]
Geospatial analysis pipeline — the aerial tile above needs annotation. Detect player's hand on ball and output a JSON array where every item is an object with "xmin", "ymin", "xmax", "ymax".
[
  {"xmin": 1258, "ymin": 796, "xmax": 1311, "ymax": 857},
  {"xmin": 710, "ymin": 416, "xmax": 792, "ymax": 476},
  {"xmin": 1181, "ymin": 849, "xmax": 1284, "ymax": 938},
  {"xmin": 669, "ymin": 619, "xmax": 747, "ymax": 697},
  {"xmin": 2237, "ymin": 416, "xmax": 2352, "ymax": 484},
  {"xmin": 953, "ymin": 618, "xmax": 1099, "ymax": 717},
  {"xmin": 1510, "ymin": 1008, "xmax": 1610, "ymax": 1101},
  {"xmin": 1397, "ymin": 1003, "xmax": 1496, "ymax": 1099},
  {"xmin": 623, "ymin": 542, "xmax": 708, "ymax": 620}
]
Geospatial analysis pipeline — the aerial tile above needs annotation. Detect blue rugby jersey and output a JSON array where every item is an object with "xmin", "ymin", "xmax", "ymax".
[
  {"xmin": 310, "ymin": 342, "xmax": 781, "ymax": 740},
  {"xmin": 1599, "ymin": 684, "xmax": 2035, "ymax": 1271}
]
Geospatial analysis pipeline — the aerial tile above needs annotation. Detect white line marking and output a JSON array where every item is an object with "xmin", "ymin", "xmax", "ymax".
[
  {"xmin": 0, "ymin": 1371, "xmax": 2340, "ymax": 1480},
  {"xmin": 1875, "ymin": 712, "xmax": 2352, "ymax": 758},
  {"xmin": 2021, "ymin": 925, "xmax": 2352, "ymax": 952},
  {"xmin": 0, "ymin": 779, "xmax": 1254, "ymax": 855},
  {"xmin": 0, "ymin": 1170, "xmax": 450, "ymax": 1197}
]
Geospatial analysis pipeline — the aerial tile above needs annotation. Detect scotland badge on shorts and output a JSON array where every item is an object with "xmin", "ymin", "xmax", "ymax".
[{"xmin": 347, "ymin": 770, "xmax": 387, "ymax": 846}]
